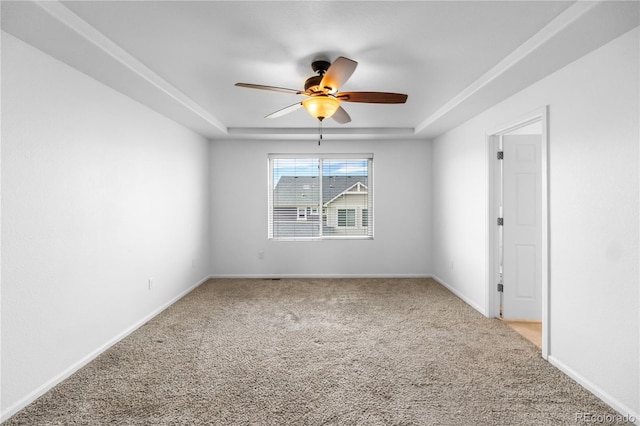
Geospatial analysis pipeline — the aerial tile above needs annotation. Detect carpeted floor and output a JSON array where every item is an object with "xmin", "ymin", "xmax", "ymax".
[{"xmin": 5, "ymin": 278, "xmax": 626, "ymax": 425}]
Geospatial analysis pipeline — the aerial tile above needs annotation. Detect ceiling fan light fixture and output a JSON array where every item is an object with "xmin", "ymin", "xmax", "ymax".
[
  {"xmin": 302, "ymin": 96, "xmax": 340, "ymax": 121},
  {"xmin": 236, "ymin": 56, "xmax": 406, "ymax": 125}
]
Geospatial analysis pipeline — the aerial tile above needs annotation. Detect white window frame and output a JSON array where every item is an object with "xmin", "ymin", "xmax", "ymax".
[
  {"xmin": 268, "ymin": 154, "xmax": 374, "ymax": 241},
  {"xmin": 297, "ymin": 207, "xmax": 307, "ymax": 221}
]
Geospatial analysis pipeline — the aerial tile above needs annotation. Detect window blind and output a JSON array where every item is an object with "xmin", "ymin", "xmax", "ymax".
[{"xmin": 268, "ymin": 155, "xmax": 373, "ymax": 240}]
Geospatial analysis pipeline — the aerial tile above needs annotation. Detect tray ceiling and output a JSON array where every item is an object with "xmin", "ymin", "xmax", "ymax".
[{"xmin": 2, "ymin": 1, "xmax": 638, "ymax": 140}]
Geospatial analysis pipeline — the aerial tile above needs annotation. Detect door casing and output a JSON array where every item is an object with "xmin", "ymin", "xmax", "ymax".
[{"xmin": 486, "ymin": 106, "xmax": 550, "ymax": 359}]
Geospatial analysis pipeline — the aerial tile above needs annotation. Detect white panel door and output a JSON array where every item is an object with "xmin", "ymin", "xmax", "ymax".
[{"xmin": 502, "ymin": 134, "xmax": 542, "ymax": 320}]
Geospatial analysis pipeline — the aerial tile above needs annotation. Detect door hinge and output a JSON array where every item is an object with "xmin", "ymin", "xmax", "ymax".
[
  {"xmin": 497, "ymin": 217, "xmax": 504, "ymax": 226},
  {"xmin": 497, "ymin": 283, "xmax": 504, "ymax": 292},
  {"xmin": 497, "ymin": 150, "xmax": 504, "ymax": 160}
]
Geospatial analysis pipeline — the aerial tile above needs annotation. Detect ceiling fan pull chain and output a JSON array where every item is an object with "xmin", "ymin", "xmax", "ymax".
[{"xmin": 318, "ymin": 119, "xmax": 323, "ymax": 146}]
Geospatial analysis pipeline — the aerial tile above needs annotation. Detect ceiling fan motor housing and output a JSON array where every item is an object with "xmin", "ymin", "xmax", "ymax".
[
  {"xmin": 311, "ymin": 60, "xmax": 331, "ymax": 75},
  {"xmin": 305, "ymin": 60, "xmax": 332, "ymax": 93},
  {"xmin": 304, "ymin": 75, "xmax": 323, "ymax": 93}
]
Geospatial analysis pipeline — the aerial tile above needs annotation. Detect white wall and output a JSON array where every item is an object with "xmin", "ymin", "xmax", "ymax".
[
  {"xmin": 1, "ymin": 33, "xmax": 211, "ymax": 419},
  {"xmin": 210, "ymin": 138, "xmax": 431, "ymax": 277},
  {"xmin": 431, "ymin": 27, "xmax": 639, "ymax": 418}
]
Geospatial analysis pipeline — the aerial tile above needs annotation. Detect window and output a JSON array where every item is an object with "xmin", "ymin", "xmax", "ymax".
[
  {"xmin": 297, "ymin": 207, "xmax": 307, "ymax": 220},
  {"xmin": 337, "ymin": 209, "xmax": 356, "ymax": 227},
  {"xmin": 269, "ymin": 155, "xmax": 373, "ymax": 240}
]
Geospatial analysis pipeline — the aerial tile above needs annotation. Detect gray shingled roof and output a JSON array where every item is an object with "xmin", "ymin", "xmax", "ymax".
[{"xmin": 273, "ymin": 176, "xmax": 368, "ymax": 206}]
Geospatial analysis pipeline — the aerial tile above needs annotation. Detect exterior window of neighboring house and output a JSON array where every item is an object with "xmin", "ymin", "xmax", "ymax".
[
  {"xmin": 268, "ymin": 155, "xmax": 373, "ymax": 240},
  {"xmin": 337, "ymin": 209, "xmax": 356, "ymax": 227},
  {"xmin": 297, "ymin": 207, "xmax": 307, "ymax": 220}
]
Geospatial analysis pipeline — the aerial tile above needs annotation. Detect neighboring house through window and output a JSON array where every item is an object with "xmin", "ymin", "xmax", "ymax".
[
  {"xmin": 268, "ymin": 155, "xmax": 373, "ymax": 240},
  {"xmin": 337, "ymin": 209, "xmax": 356, "ymax": 227}
]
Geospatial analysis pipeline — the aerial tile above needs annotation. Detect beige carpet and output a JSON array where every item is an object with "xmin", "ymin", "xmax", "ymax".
[{"xmin": 5, "ymin": 278, "xmax": 624, "ymax": 425}]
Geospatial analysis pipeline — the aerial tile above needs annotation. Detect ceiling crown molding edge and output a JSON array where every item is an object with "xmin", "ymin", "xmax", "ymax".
[
  {"xmin": 414, "ymin": 0, "xmax": 599, "ymax": 135},
  {"xmin": 34, "ymin": 0, "xmax": 228, "ymax": 135},
  {"xmin": 228, "ymin": 127, "xmax": 415, "ymax": 135}
]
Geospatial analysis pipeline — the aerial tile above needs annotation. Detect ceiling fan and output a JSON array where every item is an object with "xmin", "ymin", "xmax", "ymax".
[{"xmin": 235, "ymin": 57, "xmax": 408, "ymax": 124}]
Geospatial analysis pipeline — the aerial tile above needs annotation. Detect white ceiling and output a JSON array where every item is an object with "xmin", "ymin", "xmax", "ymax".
[{"xmin": 2, "ymin": 1, "xmax": 638, "ymax": 140}]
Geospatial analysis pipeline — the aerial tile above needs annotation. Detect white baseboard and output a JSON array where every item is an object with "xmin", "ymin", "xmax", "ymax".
[
  {"xmin": 0, "ymin": 275, "xmax": 210, "ymax": 423},
  {"xmin": 548, "ymin": 356, "xmax": 639, "ymax": 425},
  {"xmin": 209, "ymin": 273, "xmax": 433, "ymax": 279},
  {"xmin": 430, "ymin": 274, "xmax": 487, "ymax": 316}
]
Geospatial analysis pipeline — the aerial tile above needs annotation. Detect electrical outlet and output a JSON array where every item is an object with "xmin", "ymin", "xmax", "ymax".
[{"xmin": 258, "ymin": 251, "xmax": 265, "ymax": 260}]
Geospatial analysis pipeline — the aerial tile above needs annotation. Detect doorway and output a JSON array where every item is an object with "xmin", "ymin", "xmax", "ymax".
[{"xmin": 487, "ymin": 107, "xmax": 549, "ymax": 359}]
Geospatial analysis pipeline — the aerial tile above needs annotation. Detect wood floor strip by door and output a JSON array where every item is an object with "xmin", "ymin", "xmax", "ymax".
[{"xmin": 502, "ymin": 319, "xmax": 542, "ymax": 349}]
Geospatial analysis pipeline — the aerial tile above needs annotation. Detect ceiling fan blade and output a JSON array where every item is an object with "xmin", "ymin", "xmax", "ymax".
[
  {"xmin": 235, "ymin": 83, "xmax": 302, "ymax": 95},
  {"xmin": 331, "ymin": 106, "xmax": 351, "ymax": 124},
  {"xmin": 320, "ymin": 57, "xmax": 357, "ymax": 94},
  {"xmin": 337, "ymin": 92, "xmax": 408, "ymax": 104},
  {"xmin": 265, "ymin": 102, "xmax": 303, "ymax": 119}
]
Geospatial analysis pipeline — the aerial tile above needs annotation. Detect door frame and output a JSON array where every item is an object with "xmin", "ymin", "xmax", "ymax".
[{"xmin": 486, "ymin": 106, "xmax": 549, "ymax": 359}]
